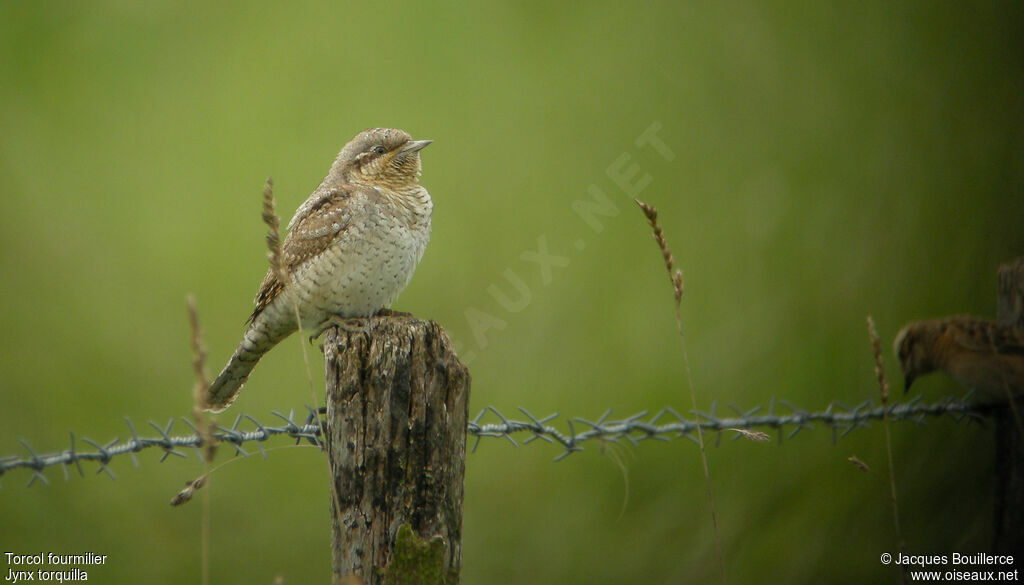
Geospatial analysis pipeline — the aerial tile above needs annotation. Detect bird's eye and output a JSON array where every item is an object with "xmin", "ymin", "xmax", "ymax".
[{"xmin": 372, "ymin": 145, "xmax": 386, "ymax": 156}]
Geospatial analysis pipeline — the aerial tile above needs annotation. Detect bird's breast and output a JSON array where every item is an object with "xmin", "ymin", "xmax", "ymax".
[{"xmin": 290, "ymin": 192, "xmax": 431, "ymax": 326}]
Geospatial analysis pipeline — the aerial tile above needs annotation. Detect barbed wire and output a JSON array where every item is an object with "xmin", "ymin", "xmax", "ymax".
[
  {"xmin": 0, "ymin": 408, "xmax": 324, "ymax": 488},
  {"xmin": 0, "ymin": 395, "xmax": 991, "ymax": 486},
  {"xmin": 468, "ymin": 393, "xmax": 990, "ymax": 459}
]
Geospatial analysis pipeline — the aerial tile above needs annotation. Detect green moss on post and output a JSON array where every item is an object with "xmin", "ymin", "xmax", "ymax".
[{"xmin": 381, "ymin": 524, "xmax": 454, "ymax": 585}]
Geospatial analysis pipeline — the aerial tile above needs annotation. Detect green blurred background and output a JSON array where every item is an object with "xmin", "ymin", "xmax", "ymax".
[{"xmin": 2, "ymin": 2, "xmax": 1023, "ymax": 583}]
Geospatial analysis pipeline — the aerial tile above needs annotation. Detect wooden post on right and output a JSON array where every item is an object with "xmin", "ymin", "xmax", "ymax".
[
  {"xmin": 323, "ymin": 316, "xmax": 470, "ymax": 585},
  {"xmin": 993, "ymin": 257, "xmax": 1024, "ymax": 555}
]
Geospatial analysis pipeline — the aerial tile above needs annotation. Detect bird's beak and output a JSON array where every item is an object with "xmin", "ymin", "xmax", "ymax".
[
  {"xmin": 401, "ymin": 139, "xmax": 432, "ymax": 154},
  {"xmin": 903, "ymin": 372, "xmax": 916, "ymax": 393}
]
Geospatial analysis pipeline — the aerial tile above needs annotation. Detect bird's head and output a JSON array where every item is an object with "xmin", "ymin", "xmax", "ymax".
[
  {"xmin": 893, "ymin": 320, "xmax": 943, "ymax": 392},
  {"xmin": 333, "ymin": 128, "xmax": 431, "ymax": 190}
]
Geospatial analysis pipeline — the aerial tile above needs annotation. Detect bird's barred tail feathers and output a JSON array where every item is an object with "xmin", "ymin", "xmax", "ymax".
[{"xmin": 204, "ymin": 323, "xmax": 282, "ymax": 412}]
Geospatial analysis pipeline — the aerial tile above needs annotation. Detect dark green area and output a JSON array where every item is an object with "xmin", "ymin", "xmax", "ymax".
[
  {"xmin": 1, "ymin": 2, "xmax": 1022, "ymax": 583},
  {"xmin": 382, "ymin": 524, "xmax": 451, "ymax": 585}
]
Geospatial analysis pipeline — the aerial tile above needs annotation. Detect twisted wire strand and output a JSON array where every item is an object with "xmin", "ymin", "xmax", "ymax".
[{"xmin": 0, "ymin": 395, "xmax": 989, "ymax": 486}]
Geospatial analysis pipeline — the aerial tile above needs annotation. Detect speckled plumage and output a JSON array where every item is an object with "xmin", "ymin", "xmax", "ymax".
[
  {"xmin": 894, "ymin": 315, "xmax": 1024, "ymax": 401},
  {"xmin": 205, "ymin": 128, "xmax": 432, "ymax": 412}
]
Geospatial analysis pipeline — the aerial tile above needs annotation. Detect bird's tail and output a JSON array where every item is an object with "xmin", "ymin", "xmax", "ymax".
[{"xmin": 204, "ymin": 317, "xmax": 293, "ymax": 413}]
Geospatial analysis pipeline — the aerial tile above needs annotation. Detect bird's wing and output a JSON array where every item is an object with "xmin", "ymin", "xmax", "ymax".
[
  {"xmin": 248, "ymin": 185, "xmax": 358, "ymax": 323},
  {"xmin": 949, "ymin": 317, "xmax": 1024, "ymax": 356}
]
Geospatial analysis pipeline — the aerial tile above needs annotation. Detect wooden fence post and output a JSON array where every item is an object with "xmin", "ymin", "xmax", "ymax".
[
  {"xmin": 323, "ymin": 315, "xmax": 471, "ymax": 584},
  {"xmin": 993, "ymin": 257, "xmax": 1023, "ymax": 555}
]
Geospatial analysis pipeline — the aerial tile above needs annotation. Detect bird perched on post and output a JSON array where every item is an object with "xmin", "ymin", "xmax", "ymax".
[
  {"xmin": 204, "ymin": 128, "xmax": 433, "ymax": 412},
  {"xmin": 894, "ymin": 315, "xmax": 1024, "ymax": 401}
]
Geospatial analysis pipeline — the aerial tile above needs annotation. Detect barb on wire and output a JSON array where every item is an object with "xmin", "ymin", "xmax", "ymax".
[{"xmin": 0, "ymin": 395, "xmax": 993, "ymax": 485}]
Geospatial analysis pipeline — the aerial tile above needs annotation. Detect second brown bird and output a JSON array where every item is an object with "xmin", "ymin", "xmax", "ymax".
[{"xmin": 894, "ymin": 315, "xmax": 1024, "ymax": 401}]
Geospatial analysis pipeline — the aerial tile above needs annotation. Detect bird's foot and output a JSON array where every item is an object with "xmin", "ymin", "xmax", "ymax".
[
  {"xmin": 375, "ymin": 308, "xmax": 413, "ymax": 318},
  {"xmin": 310, "ymin": 315, "xmax": 369, "ymax": 341}
]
